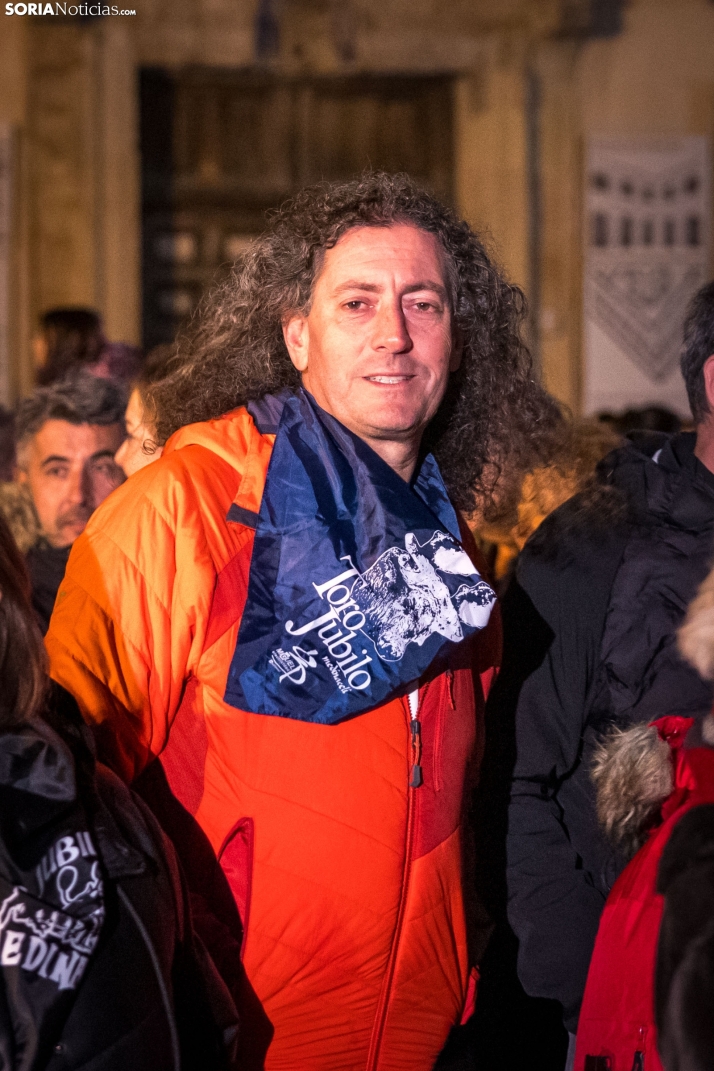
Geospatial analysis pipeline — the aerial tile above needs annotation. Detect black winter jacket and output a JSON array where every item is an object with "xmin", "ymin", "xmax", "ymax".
[
  {"xmin": 25, "ymin": 543, "xmax": 70, "ymax": 636},
  {"xmin": 0, "ymin": 692, "xmax": 238, "ymax": 1071},
  {"xmin": 482, "ymin": 432, "xmax": 714, "ymax": 1032}
]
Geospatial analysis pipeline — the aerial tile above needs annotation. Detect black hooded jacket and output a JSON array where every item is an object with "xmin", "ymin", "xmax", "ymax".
[
  {"xmin": 0, "ymin": 690, "xmax": 238, "ymax": 1071},
  {"xmin": 481, "ymin": 432, "xmax": 714, "ymax": 1032}
]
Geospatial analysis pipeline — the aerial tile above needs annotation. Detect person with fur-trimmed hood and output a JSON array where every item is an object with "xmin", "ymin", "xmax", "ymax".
[
  {"xmin": 657, "ymin": 563, "xmax": 714, "ymax": 1071},
  {"xmin": 479, "ymin": 280, "xmax": 714, "ymax": 1067},
  {"xmin": 573, "ymin": 563, "xmax": 714, "ymax": 1071}
]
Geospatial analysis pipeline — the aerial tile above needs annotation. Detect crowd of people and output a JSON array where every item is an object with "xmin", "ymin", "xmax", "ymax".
[{"xmin": 0, "ymin": 172, "xmax": 713, "ymax": 1071}]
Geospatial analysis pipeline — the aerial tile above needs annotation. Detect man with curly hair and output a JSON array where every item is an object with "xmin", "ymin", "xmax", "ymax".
[{"xmin": 46, "ymin": 173, "xmax": 557, "ymax": 1071}]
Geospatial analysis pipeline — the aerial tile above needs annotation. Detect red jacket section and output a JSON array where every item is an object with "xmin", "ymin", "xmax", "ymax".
[
  {"xmin": 575, "ymin": 717, "xmax": 714, "ymax": 1071},
  {"xmin": 46, "ymin": 406, "xmax": 500, "ymax": 1071}
]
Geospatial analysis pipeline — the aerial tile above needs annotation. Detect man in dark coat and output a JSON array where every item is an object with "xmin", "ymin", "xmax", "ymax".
[{"xmin": 479, "ymin": 280, "xmax": 714, "ymax": 1067}]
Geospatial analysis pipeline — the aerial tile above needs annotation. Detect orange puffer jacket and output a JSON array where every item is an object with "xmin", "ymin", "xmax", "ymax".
[{"xmin": 46, "ymin": 406, "xmax": 501, "ymax": 1071}]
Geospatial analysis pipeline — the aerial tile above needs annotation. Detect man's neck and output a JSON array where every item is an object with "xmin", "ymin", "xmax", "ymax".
[
  {"xmin": 359, "ymin": 434, "xmax": 420, "ymax": 483},
  {"xmin": 297, "ymin": 386, "xmax": 425, "ymax": 482},
  {"xmin": 694, "ymin": 418, "xmax": 714, "ymax": 476}
]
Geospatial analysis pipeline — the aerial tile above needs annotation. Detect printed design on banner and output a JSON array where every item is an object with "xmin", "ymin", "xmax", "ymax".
[
  {"xmin": 271, "ymin": 530, "xmax": 495, "ymax": 697},
  {"xmin": 0, "ymin": 830, "xmax": 104, "ymax": 991},
  {"xmin": 227, "ymin": 389, "xmax": 497, "ymax": 723}
]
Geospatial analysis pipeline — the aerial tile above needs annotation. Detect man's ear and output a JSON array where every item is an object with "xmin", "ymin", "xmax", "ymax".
[
  {"xmin": 283, "ymin": 315, "xmax": 309, "ymax": 373},
  {"xmin": 449, "ymin": 326, "xmax": 463, "ymax": 373},
  {"xmin": 702, "ymin": 353, "xmax": 714, "ymax": 411}
]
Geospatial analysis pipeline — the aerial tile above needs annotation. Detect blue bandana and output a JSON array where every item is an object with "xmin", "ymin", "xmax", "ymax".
[{"xmin": 224, "ymin": 390, "xmax": 495, "ymax": 724}]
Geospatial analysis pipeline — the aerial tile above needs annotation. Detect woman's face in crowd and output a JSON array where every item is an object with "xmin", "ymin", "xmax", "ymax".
[{"xmin": 114, "ymin": 388, "xmax": 162, "ymax": 477}]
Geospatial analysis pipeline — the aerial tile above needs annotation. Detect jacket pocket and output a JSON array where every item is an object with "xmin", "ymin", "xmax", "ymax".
[
  {"xmin": 218, "ymin": 818, "xmax": 254, "ymax": 960},
  {"xmin": 431, "ymin": 669, "xmax": 455, "ymax": 792}
]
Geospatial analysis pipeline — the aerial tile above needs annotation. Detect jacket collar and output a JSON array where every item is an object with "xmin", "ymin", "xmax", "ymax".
[
  {"xmin": 0, "ymin": 718, "xmax": 76, "ymax": 801},
  {"xmin": 601, "ymin": 431, "xmax": 714, "ymax": 533},
  {"xmin": 163, "ymin": 399, "xmax": 278, "ymax": 522},
  {"xmin": 0, "ymin": 716, "xmax": 146, "ymax": 879}
]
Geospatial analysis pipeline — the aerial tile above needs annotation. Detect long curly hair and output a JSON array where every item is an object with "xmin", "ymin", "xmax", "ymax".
[{"xmin": 149, "ymin": 172, "xmax": 562, "ymax": 514}]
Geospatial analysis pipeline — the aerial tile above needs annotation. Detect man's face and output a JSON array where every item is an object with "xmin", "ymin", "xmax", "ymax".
[
  {"xmin": 283, "ymin": 224, "xmax": 460, "ymax": 455},
  {"xmin": 18, "ymin": 420, "xmax": 125, "ymax": 548}
]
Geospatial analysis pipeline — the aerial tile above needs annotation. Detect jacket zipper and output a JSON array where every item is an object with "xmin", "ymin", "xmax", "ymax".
[
  {"xmin": 366, "ymin": 684, "xmax": 426, "ymax": 1071},
  {"xmin": 409, "ymin": 687, "xmax": 423, "ymax": 788}
]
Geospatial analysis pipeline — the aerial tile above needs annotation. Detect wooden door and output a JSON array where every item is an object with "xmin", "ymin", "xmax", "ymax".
[{"xmin": 141, "ymin": 68, "xmax": 454, "ymax": 349}]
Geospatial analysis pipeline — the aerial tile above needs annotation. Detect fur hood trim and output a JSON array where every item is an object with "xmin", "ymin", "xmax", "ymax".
[{"xmin": 591, "ymin": 716, "xmax": 694, "ymax": 859}]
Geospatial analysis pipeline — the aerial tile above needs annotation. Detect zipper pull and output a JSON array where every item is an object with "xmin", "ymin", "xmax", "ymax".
[
  {"xmin": 446, "ymin": 668, "xmax": 455, "ymax": 709},
  {"xmin": 630, "ymin": 1026, "xmax": 646, "ymax": 1071},
  {"xmin": 410, "ymin": 716, "xmax": 423, "ymax": 788}
]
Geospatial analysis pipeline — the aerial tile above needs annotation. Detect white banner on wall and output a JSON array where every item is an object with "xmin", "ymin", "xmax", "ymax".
[
  {"xmin": 583, "ymin": 137, "xmax": 711, "ymax": 418},
  {"xmin": 0, "ymin": 124, "xmax": 11, "ymax": 407}
]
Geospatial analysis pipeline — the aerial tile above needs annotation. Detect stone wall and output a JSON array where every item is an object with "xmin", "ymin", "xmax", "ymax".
[{"xmin": 0, "ymin": 0, "xmax": 712, "ymax": 409}]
